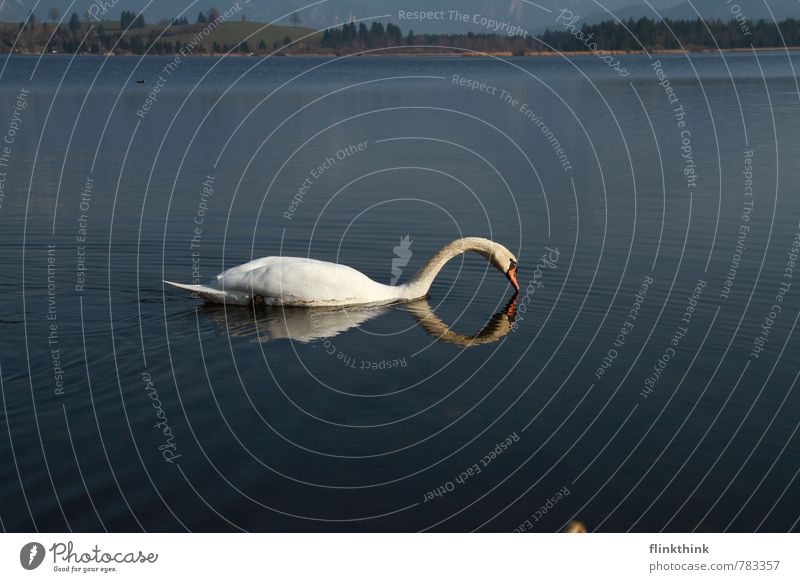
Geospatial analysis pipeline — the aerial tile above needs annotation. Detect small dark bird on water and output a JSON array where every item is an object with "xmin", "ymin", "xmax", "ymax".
[{"xmin": 136, "ymin": 79, "xmax": 144, "ymax": 84}]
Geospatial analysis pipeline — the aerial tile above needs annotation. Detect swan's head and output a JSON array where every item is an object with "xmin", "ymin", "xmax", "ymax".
[{"xmin": 484, "ymin": 241, "xmax": 519, "ymax": 292}]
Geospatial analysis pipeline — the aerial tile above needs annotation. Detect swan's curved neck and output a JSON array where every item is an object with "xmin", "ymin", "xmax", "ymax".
[{"xmin": 399, "ymin": 237, "xmax": 496, "ymax": 299}]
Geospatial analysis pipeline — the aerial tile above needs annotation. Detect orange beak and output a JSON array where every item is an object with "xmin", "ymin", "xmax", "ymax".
[
  {"xmin": 505, "ymin": 294, "xmax": 519, "ymax": 318},
  {"xmin": 507, "ymin": 267, "xmax": 519, "ymax": 292}
]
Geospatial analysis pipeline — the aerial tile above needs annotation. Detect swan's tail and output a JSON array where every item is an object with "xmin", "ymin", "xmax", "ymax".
[{"xmin": 163, "ymin": 280, "xmax": 250, "ymax": 305}]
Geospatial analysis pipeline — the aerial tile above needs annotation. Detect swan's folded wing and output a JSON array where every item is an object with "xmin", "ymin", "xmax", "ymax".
[
  {"xmin": 213, "ymin": 256, "xmax": 283, "ymax": 280},
  {"xmin": 225, "ymin": 259, "xmax": 382, "ymax": 305}
]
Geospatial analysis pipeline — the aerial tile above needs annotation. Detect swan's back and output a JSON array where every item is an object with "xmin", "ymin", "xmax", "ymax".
[{"xmin": 215, "ymin": 257, "xmax": 396, "ymax": 306}]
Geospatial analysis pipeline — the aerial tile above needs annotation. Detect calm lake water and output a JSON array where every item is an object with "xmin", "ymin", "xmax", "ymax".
[{"xmin": 0, "ymin": 52, "xmax": 799, "ymax": 532}]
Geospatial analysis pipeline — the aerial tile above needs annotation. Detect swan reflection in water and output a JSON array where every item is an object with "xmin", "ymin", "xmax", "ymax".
[{"xmin": 197, "ymin": 294, "xmax": 518, "ymax": 346}]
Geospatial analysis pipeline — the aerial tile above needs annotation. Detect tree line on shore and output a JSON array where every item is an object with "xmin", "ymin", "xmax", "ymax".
[
  {"xmin": 322, "ymin": 17, "xmax": 800, "ymax": 53},
  {"xmin": 3, "ymin": 11, "xmax": 800, "ymax": 56}
]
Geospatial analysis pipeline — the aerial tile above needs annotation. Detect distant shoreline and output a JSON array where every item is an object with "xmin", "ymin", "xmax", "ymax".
[
  {"xmin": 4, "ymin": 45, "xmax": 800, "ymax": 58},
  {"xmin": 3, "ymin": 15, "xmax": 800, "ymax": 59}
]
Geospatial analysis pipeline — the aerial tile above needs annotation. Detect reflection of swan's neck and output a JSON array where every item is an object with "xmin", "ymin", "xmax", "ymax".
[
  {"xmin": 405, "ymin": 295, "xmax": 517, "ymax": 347},
  {"xmin": 399, "ymin": 237, "xmax": 498, "ymax": 299}
]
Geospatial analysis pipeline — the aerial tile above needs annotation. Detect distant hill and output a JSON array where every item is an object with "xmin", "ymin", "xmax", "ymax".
[
  {"xmin": 581, "ymin": 4, "xmax": 661, "ymax": 26},
  {"xmin": 0, "ymin": 19, "xmax": 317, "ymax": 55},
  {"xmin": 581, "ymin": 0, "xmax": 800, "ymax": 27},
  {"xmin": 661, "ymin": 0, "xmax": 800, "ymax": 21},
  {"xmin": 4, "ymin": 10, "xmax": 800, "ymax": 56},
  {"xmin": 137, "ymin": 21, "xmax": 316, "ymax": 50},
  {"xmin": 4, "ymin": 0, "xmax": 800, "ymax": 37},
  {"xmin": 2, "ymin": 0, "xmax": 759, "ymax": 34}
]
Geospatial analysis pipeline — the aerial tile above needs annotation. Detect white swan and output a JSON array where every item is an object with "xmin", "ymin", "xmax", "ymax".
[{"xmin": 164, "ymin": 237, "xmax": 519, "ymax": 306}]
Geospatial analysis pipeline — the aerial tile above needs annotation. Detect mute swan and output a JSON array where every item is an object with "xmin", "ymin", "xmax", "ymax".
[{"xmin": 165, "ymin": 237, "xmax": 519, "ymax": 306}]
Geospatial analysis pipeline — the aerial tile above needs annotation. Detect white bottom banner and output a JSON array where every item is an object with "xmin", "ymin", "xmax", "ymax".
[{"xmin": 1, "ymin": 533, "xmax": 796, "ymax": 581}]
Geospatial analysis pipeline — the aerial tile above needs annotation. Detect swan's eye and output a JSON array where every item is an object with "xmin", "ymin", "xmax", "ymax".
[{"xmin": 509, "ymin": 259, "xmax": 517, "ymax": 271}]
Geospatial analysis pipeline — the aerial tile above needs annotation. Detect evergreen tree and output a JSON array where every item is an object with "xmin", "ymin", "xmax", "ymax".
[
  {"xmin": 130, "ymin": 35, "xmax": 144, "ymax": 54},
  {"xmin": 342, "ymin": 22, "xmax": 356, "ymax": 44},
  {"xmin": 121, "ymin": 11, "xmax": 134, "ymax": 28},
  {"xmin": 370, "ymin": 22, "xmax": 385, "ymax": 41},
  {"xmin": 386, "ymin": 23, "xmax": 402, "ymax": 44},
  {"xmin": 68, "ymin": 12, "xmax": 81, "ymax": 33}
]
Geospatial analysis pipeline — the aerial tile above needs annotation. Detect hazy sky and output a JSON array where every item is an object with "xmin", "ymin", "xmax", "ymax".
[{"xmin": 4, "ymin": 0, "xmax": 798, "ymax": 32}]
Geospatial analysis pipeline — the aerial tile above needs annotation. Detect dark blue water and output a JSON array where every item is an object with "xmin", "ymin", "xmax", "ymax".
[{"xmin": 1, "ymin": 51, "xmax": 799, "ymax": 532}]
